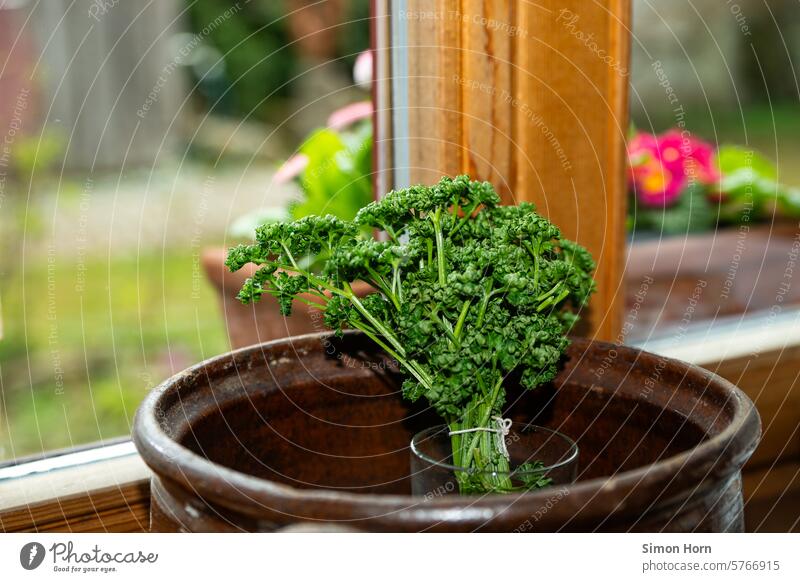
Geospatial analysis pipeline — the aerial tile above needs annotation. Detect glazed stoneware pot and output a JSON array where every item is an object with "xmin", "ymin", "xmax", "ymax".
[{"xmin": 133, "ymin": 332, "xmax": 760, "ymax": 532}]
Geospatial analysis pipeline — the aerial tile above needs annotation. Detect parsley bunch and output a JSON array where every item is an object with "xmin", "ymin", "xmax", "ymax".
[{"xmin": 226, "ymin": 175, "xmax": 595, "ymax": 494}]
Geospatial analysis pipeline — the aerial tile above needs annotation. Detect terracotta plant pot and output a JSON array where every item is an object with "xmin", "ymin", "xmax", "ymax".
[
  {"xmin": 133, "ymin": 332, "xmax": 760, "ymax": 532},
  {"xmin": 202, "ymin": 248, "xmax": 372, "ymax": 349},
  {"xmin": 625, "ymin": 223, "xmax": 800, "ymax": 340}
]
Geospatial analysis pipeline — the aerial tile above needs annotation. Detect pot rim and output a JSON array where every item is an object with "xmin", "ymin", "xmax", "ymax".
[{"xmin": 133, "ymin": 332, "xmax": 761, "ymax": 525}]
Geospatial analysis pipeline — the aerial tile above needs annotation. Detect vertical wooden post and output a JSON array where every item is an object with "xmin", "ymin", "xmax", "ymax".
[{"xmin": 396, "ymin": 0, "xmax": 631, "ymax": 340}]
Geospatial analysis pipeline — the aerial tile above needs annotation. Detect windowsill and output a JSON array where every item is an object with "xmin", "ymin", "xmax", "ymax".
[
  {"xmin": 0, "ymin": 440, "xmax": 150, "ymax": 532},
  {"xmin": 630, "ymin": 307, "xmax": 800, "ymax": 366}
]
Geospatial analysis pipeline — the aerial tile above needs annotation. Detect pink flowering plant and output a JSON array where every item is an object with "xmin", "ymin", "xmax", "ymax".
[
  {"xmin": 231, "ymin": 52, "xmax": 374, "ymax": 239},
  {"xmin": 627, "ymin": 129, "xmax": 800, "ymax": 234}
]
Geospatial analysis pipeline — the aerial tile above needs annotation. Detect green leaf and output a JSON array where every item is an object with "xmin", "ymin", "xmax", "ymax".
[
  {"xmin": 292, "ymin": 125, "xmax": 373, "ymax": 222},
  {"xmin": 631, "ymin": 183, "xmax": 716, "ymax": 234},
  {"xmin": 716, "ymin": 145, "xmax": 777, "ymax": 180}
]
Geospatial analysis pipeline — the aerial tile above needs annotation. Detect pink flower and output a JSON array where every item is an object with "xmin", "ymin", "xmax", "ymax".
[
  {"xmin": 627, "ymin": 130, "xmax": 719, "ymax": 207},
  {"xmin": 326, "ymin": 100, "xmax": 372, "ymax": 131},
  {"xmin": 274, "ymin": 153, "xmax": 309, "ymax": 184},
  {"xmin": 658, "ymin": 130, "xmax": 719, "ymax": 186},
  {"xmin": 628, "ymin": 132, "xmax": 684, "ymax": 207}
]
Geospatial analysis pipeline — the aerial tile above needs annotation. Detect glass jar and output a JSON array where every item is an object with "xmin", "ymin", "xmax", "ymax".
[{"xmin": 410, "ymin": 423, "xmax": 578, "ymax": 497}]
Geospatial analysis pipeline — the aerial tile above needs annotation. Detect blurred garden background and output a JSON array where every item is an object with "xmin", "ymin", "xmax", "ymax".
[
  {"xmin": 1, "ymin": 0, "xmax": 799, "ymax": 459},
  {"xmin": 0, "ymin": 0, "xmax": 370, "ymax": 458}
]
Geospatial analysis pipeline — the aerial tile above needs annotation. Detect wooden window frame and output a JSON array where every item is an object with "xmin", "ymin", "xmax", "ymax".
[{"xmin": 394, "ymin": 0, "xmax": 632, "ymax": 340}]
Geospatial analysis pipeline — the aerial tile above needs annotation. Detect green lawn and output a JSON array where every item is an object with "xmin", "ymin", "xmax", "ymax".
[{"xmin": 0, "ymin": 251, "xmax": 229, "ymax": 460}]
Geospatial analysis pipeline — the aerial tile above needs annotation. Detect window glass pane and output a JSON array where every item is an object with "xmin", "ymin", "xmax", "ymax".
[
  {"xmin": 625, "ymin": 1, "xmax": 800, "ymax": 342},
  {"xmin": 0, "ymin": 0, "xmax": 371, "ymax": 460}
]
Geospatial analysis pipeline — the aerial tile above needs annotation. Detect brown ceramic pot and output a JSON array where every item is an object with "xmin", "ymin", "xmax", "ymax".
[
  {"xmin": 133, "ymin": 332, "xmax": 760, "ymax": 532},
  {"xmin": 202, "ymin": 248, "xmax": 372, "ymax": 349}
]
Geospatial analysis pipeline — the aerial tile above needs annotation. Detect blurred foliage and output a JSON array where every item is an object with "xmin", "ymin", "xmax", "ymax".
[
  {"xmin": 186, "ymin": 0, "xmax": 370, "ymax": 122},
  {"xmin": 290, "ymin": 122, "xmax": 372, "ymax": 221},
  {"xmin": 630, "ymin": 145, "xmax": 800, "ymax": 236},
  {"xmin": 230, "ymin": 120, "xmax": 372, "ymax": 239},
  {"xmin": 717, "ymin": 145, "xmax": 777, "ymax": 181},
  {"xmin": 628, "ymin": 107, "xmax": 800, "ymax": 236},
  {"xmin": 630, "ymin": 183, "xmax": 716, "ymax": 235},
  {"xmin": 716, "ymin": 145, "xmax": 800, "ymax": 223},
  {"xmin": 9, "ymin": 131, "xmax": 65, "ymax": 178}
]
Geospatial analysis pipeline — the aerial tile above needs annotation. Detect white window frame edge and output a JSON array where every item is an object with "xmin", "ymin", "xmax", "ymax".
[
  {"xmin": 632, "ymin": 307, "xmax": 800, "ymax": 366},
  {"xmin": 0, "ymin": 441, "xmax": 149, "ymax": 512}
]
